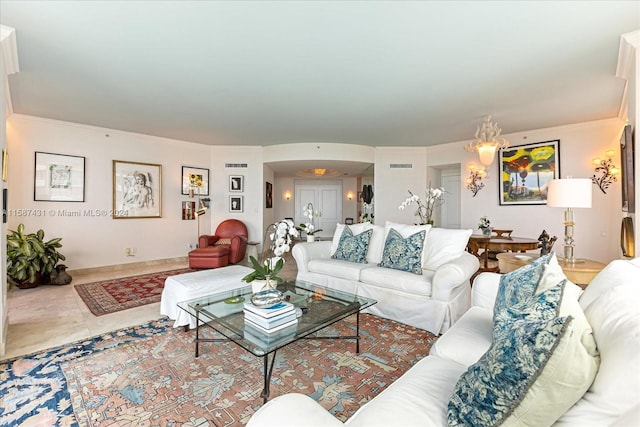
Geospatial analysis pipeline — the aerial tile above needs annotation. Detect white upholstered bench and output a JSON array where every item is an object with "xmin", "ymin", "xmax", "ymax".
[{"xmin": 160, "ymin": 265, "xmax": 252, "ymax": 329}]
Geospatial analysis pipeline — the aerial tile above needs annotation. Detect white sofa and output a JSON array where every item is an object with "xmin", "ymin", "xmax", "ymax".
[
  {"xmin": 247, "ymin": 256, "xmax": 640, "ymax": 427},
  {"xmin": 292, "ymin": 221, "xmax": 479, "ymax": 335}
]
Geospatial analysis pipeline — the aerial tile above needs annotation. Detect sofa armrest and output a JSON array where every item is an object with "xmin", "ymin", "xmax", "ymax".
[
  {"xmin": 247, "ymin": 393, "xmax": 343, "ymax": 427},
  {"xmin": 292, "ymin": 241, "xmax": 332, "ymax": 274},
  {"xmin": 431, "ymin": 251, "xmax": 479, "ymax": 301},
  {"xmin": 471, "ymin": 272, "xmax": 501, "ymax": 310}
]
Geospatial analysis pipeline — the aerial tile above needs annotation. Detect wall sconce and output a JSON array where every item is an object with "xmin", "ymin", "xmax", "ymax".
[
  {"xmin": 284, "ymin": 192, "xmax": 291, "ymax": 200},
  {"xmin": 464, "ymin": 115, "xmax": 510, "ymax": 168},
  {"xmin": 347, "ymin": 192, "xmax": 354, "ymax": 200},
  {"xmin": 592, "ymin": 150, "xmax": 619, "ymax": 194},
  {"xmin": 466, "ymin": 165, "xmax": 486, "ymax": 197}
]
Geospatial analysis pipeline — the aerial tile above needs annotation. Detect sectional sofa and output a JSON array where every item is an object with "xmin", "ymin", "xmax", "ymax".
[
  {"xmin": 292, "ymin": 221, "xmax": 479, "ymax": 335},
  {"xmin": 248, "ymin": 255, "xmax": 640, "ymax": 426}
]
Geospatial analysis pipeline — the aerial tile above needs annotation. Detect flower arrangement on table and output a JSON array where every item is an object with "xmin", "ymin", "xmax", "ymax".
[
  {"xmin": 300, "ymin": 203, "xmax": 323, "ymax": 238},
  {"xmin": 398, "ymin": 186, "xmax": 446, "ymax": 225},
  {"xmin": 478, "ymin": 216, "xmax": 492, "ymax": 236},
  {"xmin": 242, "ymin": 218, "xmax": 299, "ymax": 292}
]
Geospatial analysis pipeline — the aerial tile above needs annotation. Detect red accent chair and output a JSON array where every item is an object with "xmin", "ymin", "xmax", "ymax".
[{"xmin": 188, "ymin": 219, "xmax": 248, "ymax": 268}]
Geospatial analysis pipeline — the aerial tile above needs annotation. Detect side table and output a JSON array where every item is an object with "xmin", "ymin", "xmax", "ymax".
[
  {"xmin": 496, "ymin": 252, "xmax": 606, "ymax": 288},
  {"xmin": 246, "ymin": 241, "xmax": 260, "ymax": 262}
]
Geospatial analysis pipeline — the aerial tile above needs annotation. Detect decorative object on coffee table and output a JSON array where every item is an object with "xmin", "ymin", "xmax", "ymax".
[{"xmin": 242, "ymin": 218, "xmax": 299, "ymax": 293}]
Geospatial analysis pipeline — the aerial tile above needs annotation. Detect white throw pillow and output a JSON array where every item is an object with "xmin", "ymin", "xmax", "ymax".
[
  {"xmin": 422, "ymin": 227, "xmax": 472, "ymax": 270},
  {"xmin": 383, "ymin": 221, "xmax": 431, "ymax": 267}
]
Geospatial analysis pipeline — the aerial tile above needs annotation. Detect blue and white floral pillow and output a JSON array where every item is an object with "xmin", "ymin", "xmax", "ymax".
[
  {"xmin": 377, "ymin": 228, "xmax": 426, "ymax": 274},
  {"xmin": 331, "ymin": 227, "xmax": 372, "ymax": 264}
]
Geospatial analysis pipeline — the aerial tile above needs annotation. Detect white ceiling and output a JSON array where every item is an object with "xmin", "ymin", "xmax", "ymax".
[{"xmin": 1, "ymin": 1, "xmax": 638, "ymax": 155}]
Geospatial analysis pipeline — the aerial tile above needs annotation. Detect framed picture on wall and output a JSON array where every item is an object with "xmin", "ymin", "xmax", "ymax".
[
  {"xmin": 34, "ymin": 151, "xmax": 86, "ymax": 202},
  {"xmin": 113, "ymin": 160, "xmax": 162, "ymax": 218},
  {"xmin": 181, "ymin": 166, "xmax": 209, "ymax": 196},
  {"xmin": 229, "ymin": 175, "xmax": 244, "ymax": 192},
  {"xmin": 498, "ymin": 139, "xmax": 560, "ymax": 205},
  {"xmin": 266, "ymin": 181, "xmax": 273, "ymax": 208},
  {"xmin": 230, "ymin": 195, "xmax": 244, "ymax": 213},
  {"xmin": 621, "ymin": 124, "xmax": 635, "ymax": 213}
]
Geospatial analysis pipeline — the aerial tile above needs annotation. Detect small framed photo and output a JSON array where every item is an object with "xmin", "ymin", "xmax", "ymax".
[
  {"xmin": 229, "ymin": 195, "xmax": 244, "ymax": 212},
  {"xmin": 113, "ymin": 160, "xmax": 162, "ymax": 218},
  {"xmin": 498, "ymin": 139, "xmax": 560, "ymax": 205},
  {"xmin": 182, "ymin": 166, "xmax": 209, "ymax": 196},
  {"xmin": 229, "ymin": 175, "xmax": 244, "ymax": 192},
  {"xmin": 34, "ymin": 151, "xmax": 85, "ymax": 202}
]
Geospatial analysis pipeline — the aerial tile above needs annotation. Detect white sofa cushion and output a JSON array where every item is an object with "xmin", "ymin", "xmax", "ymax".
[
  {"xmin": 422, "ymin": 227, "xmax": 472, "ymax": 270},
  {"xmin": 360, "ymin": 266, "xmax": 433, "ymax": 296},
  {"xmin": 346, "ymin": 356, "xmax": 467, "ymax": 427},
  {"xmin": 307, "ymin": 258, "xmax": 373, "ymax": 282},
  {"xmin": 430, "ymin": 306, "xmax": 493, "ymax": 367}
]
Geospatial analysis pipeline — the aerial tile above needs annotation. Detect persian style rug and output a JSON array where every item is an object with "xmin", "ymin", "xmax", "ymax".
[
  {"xmin": 1, "ymin": 314, "xmax": 436, "ymax": 426},
  {"xmin": 74, "ymin": 268, "xmax": 195, "ymax": 316}
]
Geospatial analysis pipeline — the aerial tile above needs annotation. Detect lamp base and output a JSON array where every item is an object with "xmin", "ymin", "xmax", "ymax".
[{"xmin": 557, "ymin": 257, "xmax": 586, "ymax": 265}]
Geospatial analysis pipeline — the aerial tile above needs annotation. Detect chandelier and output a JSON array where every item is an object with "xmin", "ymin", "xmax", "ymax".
[{"xmin": 465, "ymin": 115, "xmax": 510, "ymax": 167}]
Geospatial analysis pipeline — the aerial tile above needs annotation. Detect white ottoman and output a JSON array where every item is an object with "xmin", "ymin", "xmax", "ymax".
[{"xmin": 160, "ymin": 265, "xmax": 252, "ymax": 328}]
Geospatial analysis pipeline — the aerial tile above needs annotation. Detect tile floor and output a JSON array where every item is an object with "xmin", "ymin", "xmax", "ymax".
[{"xmin": 3, "ymin": 259, "xmax": 189, "ymax": 360}]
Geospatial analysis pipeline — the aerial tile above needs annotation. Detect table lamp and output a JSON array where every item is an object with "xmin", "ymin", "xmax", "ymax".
[{"xmin": 546, "ymin": 178, "xmax": 592, "ymax": 263}]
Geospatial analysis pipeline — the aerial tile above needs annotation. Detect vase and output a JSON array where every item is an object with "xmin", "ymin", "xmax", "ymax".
[
  {"xmin": 251, "ymin": 278, "xmax": 277, "ymax": 293},
  {"xmin": 306, "ymin": 235, "xmax": 315, "ymax": 242},
  {"xmin": 482, "ymin": 227, "xmax": 492, "ymax": 237}
]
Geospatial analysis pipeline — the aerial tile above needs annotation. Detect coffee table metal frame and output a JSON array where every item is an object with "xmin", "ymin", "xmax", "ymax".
[{"xmin": 178, "ymin": 279, "xmax": 377, "ymax": 403}]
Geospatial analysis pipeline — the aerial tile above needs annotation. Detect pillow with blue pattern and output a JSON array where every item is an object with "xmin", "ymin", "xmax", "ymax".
[
  {"xmin": 330, "ymin": 227, "xmax": 372, "ymax": 264},
  {"xmin": 377, "ymin": 228, "xmax": 426, "ymax": 275}
]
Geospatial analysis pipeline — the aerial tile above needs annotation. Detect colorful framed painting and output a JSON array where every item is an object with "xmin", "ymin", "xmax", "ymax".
[
  {"xmin": 34, "ymin": 151, "xmax": 85, "ymax": 202},
  {"xmin": 113, "ymin": 160, "xmax": 162, "ymax": 218},
  {"xmin": 182, "ymin": 166, "xmax": 209, "ymax": 196},
  {"xmin": 498, "ymin": 140, "xmax": 560, "ymax": 205},
  {"xmin": 230, "ymin": 195, "xmax": 244, "ymax": 213}
]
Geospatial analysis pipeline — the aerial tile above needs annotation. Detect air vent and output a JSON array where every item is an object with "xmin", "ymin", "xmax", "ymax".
[
  {"xmin": 225, "ymin": 163, "xmax": 248, "ymax": 168},
  {"xmin": 389, "ymin": 163, "xmax": 412, "ymax": 169}
]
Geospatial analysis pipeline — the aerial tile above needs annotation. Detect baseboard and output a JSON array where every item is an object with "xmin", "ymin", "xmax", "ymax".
[{"xmin": 68, "ymin": 256, "xmax": 189, "ymax": 276}]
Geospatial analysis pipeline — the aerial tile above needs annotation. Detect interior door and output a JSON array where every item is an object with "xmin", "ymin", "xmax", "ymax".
[
  {"xmin": 440, "ymin": 167, "xmax": 461, "ymax": 229},
  {"xmin": 295, "ymin": 183, "xmax": 342, "ymax": 238}
]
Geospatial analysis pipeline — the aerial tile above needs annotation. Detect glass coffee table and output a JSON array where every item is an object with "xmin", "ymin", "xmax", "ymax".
[{"xmin": 177, "ymin": 279, "xmax": 376, "ymax": 403}]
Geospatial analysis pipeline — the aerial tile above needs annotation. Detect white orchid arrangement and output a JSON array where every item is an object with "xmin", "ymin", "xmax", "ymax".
[
  {"xmin": 478, "ymin": 216, "xmax": 491, "ymax": 230},
  {"xmin": 242, "ymin": 218, "xmax": 299, "ymax": 284},
  {"xmin": 398, "ymin": 187, "xmax": 445, "ymax": 225},
  {"xmin": 300, "ymin": 203, "xmax": 323, "ymax": 236}
]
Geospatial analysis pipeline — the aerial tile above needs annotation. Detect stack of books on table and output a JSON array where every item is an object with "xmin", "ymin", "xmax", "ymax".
[{"xmin": 243, "ymin": 300, "xmax": 298, "ymax": 333}]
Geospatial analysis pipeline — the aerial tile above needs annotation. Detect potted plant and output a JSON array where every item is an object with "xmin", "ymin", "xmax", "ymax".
[
  {"xmin": 7, "ymin": 224, "xmax": 66, "ymax": 288},
  {"xmin": 242, "ymin": 218, "xmax": 298, "ymax": 293},
  {"xmin": 299, "ymin": 203, "xmax": 323, "ymax": 242}
]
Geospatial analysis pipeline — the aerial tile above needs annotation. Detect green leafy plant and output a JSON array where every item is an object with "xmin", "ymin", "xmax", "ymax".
[
  {"xmin": 7, "ymin": 223, "xmax": 65, "ymax": 288},
  {"xmin": 241, "ymin": 256, "xmax": 285, "ymax": 284}
]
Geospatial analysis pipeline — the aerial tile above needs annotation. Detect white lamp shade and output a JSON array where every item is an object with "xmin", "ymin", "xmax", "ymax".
[
  {"xmin": 546, "ymin": 179, "xmax": 592, "ymax": 208},
  {"xmin": 477, "ymin": 143, "xmax": 498, "ymax": 167}
]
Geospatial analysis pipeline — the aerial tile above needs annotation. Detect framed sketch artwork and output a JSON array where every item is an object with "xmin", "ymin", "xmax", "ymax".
[
  {"xmin": 498, "ymin": 140, "xmax": 560, "ymax": 205},
  {"xmin": 229, "ymin": 175, "xmax": 244, "ymax": 192},
  {"xmin": 113, "ymin": 160, "xmax": 162, "ymax": 218},
  {"xmin": 34, "ymin": 152, "xmax": 85, "ymax": 202},
  {"xmin": 266, "ymin": 181, "xmax": 273, "ymax": 208},
  {"xmin": 229, "ymin": 195, "xmax": 243, "ymax": 213},
  {"xmin": 182, "ymin": 166, "xmax": 209, "ymax": 196}
]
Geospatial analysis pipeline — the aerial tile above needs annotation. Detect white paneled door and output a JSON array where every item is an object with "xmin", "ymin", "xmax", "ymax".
[
  {"xmin": 295, "ymin": 183, "xmax": 342, "ymax": 238},
  {"xmin": 440, "ymin": 168, "xmax": 461, "ymax": 229}
]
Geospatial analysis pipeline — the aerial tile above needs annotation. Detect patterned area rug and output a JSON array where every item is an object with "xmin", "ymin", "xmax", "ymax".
[
  {"xmin": 74, "ymin": 268, "xmax": 195, "ymax": 316},
  {"xmin": 1, "ymin": 314, "xmax": 436, "ymax": 426}
]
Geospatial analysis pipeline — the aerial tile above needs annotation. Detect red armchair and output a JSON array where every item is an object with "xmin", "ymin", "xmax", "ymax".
[{"xmin": 197, "ymin": 219, "xmax": 248, "ymax": 264}]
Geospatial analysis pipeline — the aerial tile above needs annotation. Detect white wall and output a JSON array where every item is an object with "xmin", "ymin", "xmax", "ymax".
[{"xmin": 430, "ymin": 118, "xmax": 626, "ymax": 263}]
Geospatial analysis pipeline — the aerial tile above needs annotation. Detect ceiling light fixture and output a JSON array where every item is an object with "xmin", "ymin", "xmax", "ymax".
[
  {"xmin": 314, "ymin": 168, "xmax": 327, "ymax": 176},
  {"xmin": 465, "ymin": 115, "xmax": 510, "ymax": 167}
]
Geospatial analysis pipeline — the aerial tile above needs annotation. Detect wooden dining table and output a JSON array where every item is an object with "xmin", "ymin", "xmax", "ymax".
[{"xmin": 466, "ymin": 234, "xmax": 540, "ymax": 258}]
